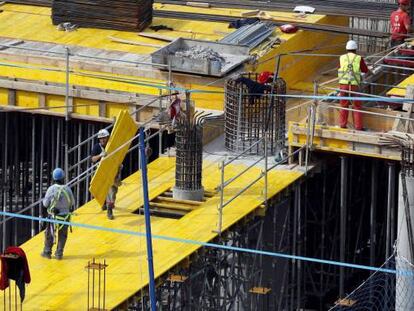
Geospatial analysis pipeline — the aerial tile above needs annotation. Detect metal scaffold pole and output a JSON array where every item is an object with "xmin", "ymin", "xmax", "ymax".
[
  {"xmin": 339, "ymin": 156, "xmax": 348, "ymax": 298},
  {"xmin": 139, "ymin": 127, "xmax": 157, "ymax": 311}
]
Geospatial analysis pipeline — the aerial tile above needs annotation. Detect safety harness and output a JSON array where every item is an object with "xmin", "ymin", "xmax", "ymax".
[
  {"xmin": 47, "ymin": 185, "xmax": 73, "ymax": 244},
  {"xmin": 338, "ymin": 53, "xmax": 362, "ymax": 86}
]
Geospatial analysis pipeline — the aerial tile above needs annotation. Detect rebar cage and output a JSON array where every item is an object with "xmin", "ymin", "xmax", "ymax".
[
  {"xmin": 224, "ymin": 72, "xmax": 286, "ymax": 155},
  {"xmin": 175, "ymin": 117, "xmax": 203, "ymax": 191}
]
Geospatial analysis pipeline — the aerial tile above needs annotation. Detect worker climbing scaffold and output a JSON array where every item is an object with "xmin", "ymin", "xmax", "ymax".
[
  {"xmin": 91, "ymin": 129, "xmax": 122, "ymax": 220},
  {"xmin": 337, "ymin": 40, "xmax": 370, "ymax": 131},
  {"xmin": 40, "ymin": 168, "xmax": 75, "ymax": 260}
]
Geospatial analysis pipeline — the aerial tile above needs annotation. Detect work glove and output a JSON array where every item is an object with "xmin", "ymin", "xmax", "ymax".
[{"xmin": 100, "ymin": 151, "xmax": 107, "ymax": 158}]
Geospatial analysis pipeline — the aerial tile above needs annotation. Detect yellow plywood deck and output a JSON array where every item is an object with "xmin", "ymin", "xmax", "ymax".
[
  {"xmin": 387, "ymin": 74, "xmax": 411, "ymax": 97},
  {"xmin": 0, "ymin": 3, "xmax": 345, "ymax": 115},
  {"xmin": 11, "ymin": 157, "xmax": 302, "ymax": 310}
]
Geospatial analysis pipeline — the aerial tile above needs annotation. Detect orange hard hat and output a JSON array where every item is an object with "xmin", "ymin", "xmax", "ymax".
[
  {"xmin": 399, "ymin": 0, "xmax": 410, "ymax": 5},
  {"xmin": 258, "ymin": 71, "xmax": 273, "ymax": 84}
]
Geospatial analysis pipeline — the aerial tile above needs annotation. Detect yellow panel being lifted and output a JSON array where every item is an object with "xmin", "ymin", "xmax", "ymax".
[{"xmin": 89, "ymin": 110, "xmax": 138, "ymax": 206}]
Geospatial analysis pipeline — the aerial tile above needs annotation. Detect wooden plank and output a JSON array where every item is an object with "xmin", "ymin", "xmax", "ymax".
[
  {"xmin": 0, "ymin": 78, "xmax": 148, "ymax": 104},
  {"xmin": 38, "ymin": 93, "xmax": 46, "ymax": 108},
  {"xmin": 290, "ymin": 123, "xmax": 381, "ymax": 145},
  {"xmin": 108, "ymin": 36, "xmax": 162, "ymax": 48},
  {"xmin": 150, "ymin": 202, "xmax": 195, "ymax": 212},
  {"xmin": 137, "ymin": 32, "xmax": 174, "ymax": 42},
  {"xmin": 156, "ymin": 196, "xmax": 204, "ymax": 206},
  {"xmin": 98, "ymin": 100, "xmax": 106, "ymax": 117}
]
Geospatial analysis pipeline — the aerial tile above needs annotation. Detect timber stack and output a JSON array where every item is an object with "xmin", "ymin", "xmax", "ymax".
[{"xmin": 51, "ymin": 0, "xmax": 153, "ymax": 31}]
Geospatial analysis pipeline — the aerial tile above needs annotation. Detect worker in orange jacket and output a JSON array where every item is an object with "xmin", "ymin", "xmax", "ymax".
[
  {"xmin": 338, "ymin": 40, "xmax": 369, "ymax": 130},
  {"xmin": 390, "ymin": 0, "xmax": 412, "ymax": 47}
]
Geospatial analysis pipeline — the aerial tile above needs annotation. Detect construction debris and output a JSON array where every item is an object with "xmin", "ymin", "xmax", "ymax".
[
  {"xmin": 56, "ymin": 22, "xmax": 78, "ymax": 32},
  {"xmin": 51, "ymin": 0, "xmax": 153, "ymax": 31},
  {"xmin": 175, "ymin": 46, "xmax": 226, "ymax": 63}
]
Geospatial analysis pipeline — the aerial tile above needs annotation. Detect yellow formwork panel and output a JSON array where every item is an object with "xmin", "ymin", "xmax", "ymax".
[
  {"xmin": 46, "ymin": 94, "xmax": 66, "ymax": 114},
  {"xmin": 73, "ymin": 97, "xmax": 100, "ymax": 116},
  {"xmin": 251, "ymin": 15, "xmax": 348, "ymax": 87},
  {"xmin": 106, "ymin": 102, "xmax": 130, "ymax": 119},
  {"xmin": 89, "ymin": 110, "xmax": 139, "ymax": 206},
  {"xmin": 18, "ymin": 157, "xmax": 302, "ymax": 310},
  {"xmin": 16, "ymin": 91, "xmax": 38, "ymax": 108},
  {"xmin": 0, "ymin": 88, "xmax": 7, "ymax": 105},
  {"xmin": 387, "ymin": 74, "xmax": 412, "ymax": 97}
]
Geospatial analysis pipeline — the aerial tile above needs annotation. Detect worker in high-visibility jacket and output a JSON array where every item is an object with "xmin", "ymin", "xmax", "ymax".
[
  {"xmin": 390, "ymin": 0, "xmax": 411, "ymax": 47},
  {"xmin": 41, "ymin": 168, "xmax": 75, "ymax": 260},
  {"xmin": 338, "ymin": 40, "xmax": 369, "ymax": 130}
]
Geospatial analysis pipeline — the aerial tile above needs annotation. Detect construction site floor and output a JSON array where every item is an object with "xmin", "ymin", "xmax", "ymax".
[{"xmin": 10, "ymin": 156, "xmax": 302, "ymax": 310}]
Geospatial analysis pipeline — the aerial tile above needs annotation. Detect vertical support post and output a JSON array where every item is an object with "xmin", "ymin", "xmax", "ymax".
[
  {"xmin": 236, "ymin": 90, "xmax": 243, "ymax": 151},
  {"xmin": 386, "ymin": 162, "xmax": 396, "ymax": 258},
  {"xmin": 76, "ymin": 123, "xmax": 82, "ymax": 208},
  {"xmin": 264, "ymin": 136, "xmax": 268, "ymax": 207},
  {"xmin": 185, "ymin": 91, "xmax": 193, "ymax": 121},
  {"xmin": 65, "ymin": 47, "xmax": 71, "ymax": 121},
  {"xmin": 370, "ymin": 161, "xmax": 378, "ymax": 269},
  {"xmin": 139, "ymin": 127, "xmax": 157, "ymax": 311},
  {"xmin": 31, "ymin": 116, "xmax": 36, "ymax": 237},
  {"xmin": 39, "ymin": 117, "xmax": 45, "ymax": 232},
  {"xmin": 216, "ymin": 161, "xmax": 225, "ymax": 234},
  {"xmin": 339, "ymin": 156, "xmax": 348, "ymax": 298},
  {"xmin": 2, "ymin": 114, "xmax": 8, "ymax": 251}
]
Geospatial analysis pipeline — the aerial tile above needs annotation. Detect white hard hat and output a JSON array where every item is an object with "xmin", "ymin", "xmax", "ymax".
[
  {"xmin": 346, "ymin": 40, "xmax": 358, "ymax": 50},
  {"xmin": 97, "ymin": 129, "xmax": 110, "ymax": 138}
]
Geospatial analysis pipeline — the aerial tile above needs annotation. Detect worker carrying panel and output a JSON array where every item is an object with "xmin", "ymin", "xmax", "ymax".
[{"xmin": 89, "ymin": 110, "xmax": 138, "ymax": 206}]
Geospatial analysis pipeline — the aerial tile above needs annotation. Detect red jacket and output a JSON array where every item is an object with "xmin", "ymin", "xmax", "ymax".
[
  {"xmin": 391, "ymin": 8, "xmax": 411, "ymax": 40},
  {"xmin": 0, "ymin": 246, "xmax": 31, "ymax": 290}
]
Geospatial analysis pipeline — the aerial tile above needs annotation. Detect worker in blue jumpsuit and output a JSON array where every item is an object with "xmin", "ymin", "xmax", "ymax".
[{"xmin": 41, "ymin": 168, "xmax": 75, "ymax": 260}]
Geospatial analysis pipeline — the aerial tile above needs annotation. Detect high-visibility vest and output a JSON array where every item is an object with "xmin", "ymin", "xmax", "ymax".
[{"xmin": 338, "ymin": 53, "xmax": 362, "ymax": 86}]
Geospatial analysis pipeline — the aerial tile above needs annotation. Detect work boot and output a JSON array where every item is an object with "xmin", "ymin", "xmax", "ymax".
[
  {"xmin": 101, "ymin": 204, "xmax": 107, "ymax": 211},
  {"xmin": 55, "ymin": 254, "xmax": 63, "ymax": 260},
  {"xmin": 107, "ymin": 207, "xmax": 114, "ymax": 220},
  {"xmin": 40, "ymin": 252, "xmax": 51, "ymax": 259}
]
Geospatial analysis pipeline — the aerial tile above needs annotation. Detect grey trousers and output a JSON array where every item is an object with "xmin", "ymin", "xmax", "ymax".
[{"xmin": 43, "ymin": 221, "xmax": 69, "ymax": 257}]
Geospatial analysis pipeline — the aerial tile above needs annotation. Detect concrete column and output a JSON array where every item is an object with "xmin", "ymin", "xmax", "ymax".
[{"xmin": 396, "ymin": 174, "xmax": 414, "ymax": 311}]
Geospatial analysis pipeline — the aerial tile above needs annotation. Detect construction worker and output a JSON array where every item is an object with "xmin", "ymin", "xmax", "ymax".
[
  {"xmin": 91, "ymin": 129, "xmax": 121, "ymax": 220},
  {"xmin": 390, "ymin": 0, "xmax": 411, "ymax": 47},
  {"xmin": 337, "ymin": 40, "xmax": 369, "ymax": 131},
  {"xmin": 41, "ymin": 168, "xmax": 75, "ymax": 260}
]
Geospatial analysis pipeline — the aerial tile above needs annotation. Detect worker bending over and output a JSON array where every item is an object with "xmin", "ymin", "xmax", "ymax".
[
  {"xmin": 91, "ymin": 129, "xmax": 121, "ymax": 220},
  {"xmin": 41, "ymin": 168, "xmax": 75, "ymax": 260},
  {"xmin": 338, "ymin": 40, "xmax": 369, "ymax": 131},
  {"xmin": 391, "ymin": 0, "xmax": 411, "ymax": 47}
]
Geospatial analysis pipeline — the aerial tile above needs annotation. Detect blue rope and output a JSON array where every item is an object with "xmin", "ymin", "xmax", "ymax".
[{"xmin": 0, "ymin": 211, "xmax": 399, "ymax": 275}]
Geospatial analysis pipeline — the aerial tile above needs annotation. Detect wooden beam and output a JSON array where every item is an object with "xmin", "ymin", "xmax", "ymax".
[
  {"xmin": 38, "ymin": 93, "xmax": 46, "ymax": 108},
  {"xmin": 7, "ymin": 89, "xmax": 15, "ymax": 106},
  {"xmin": 0, "ymin": 77, "xmax": 158, "ymax": 104},
  {"xmin": 98, "ymin": 100, "xmax": 106, "ymax": 117}
]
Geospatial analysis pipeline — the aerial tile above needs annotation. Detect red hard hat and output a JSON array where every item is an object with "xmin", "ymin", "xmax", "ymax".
[
  {"xmin": 258, "ymin": 71, "xmax": 273, "ymax": 84},
  {"xmin": 280, "ymin": 24, "xmax": 298, "ymax": 34},
  {"xmin": 399, "ymin": 0, "xmax": 410, "ymax": 5}
]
